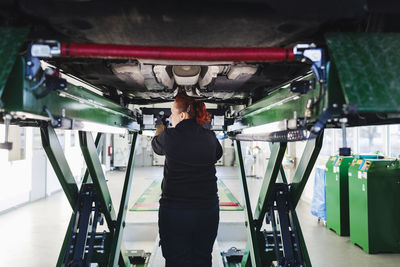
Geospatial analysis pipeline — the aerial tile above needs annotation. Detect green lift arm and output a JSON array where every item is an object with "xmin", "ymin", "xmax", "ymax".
[{"xmin": 227, "ymin": 33, "xmax": 400, "ymax": 267}]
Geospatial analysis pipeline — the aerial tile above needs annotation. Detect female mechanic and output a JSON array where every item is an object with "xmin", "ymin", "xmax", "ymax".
[{"xmin": 152, "ymin": 94, "xmax": 223, "ymax": 267}]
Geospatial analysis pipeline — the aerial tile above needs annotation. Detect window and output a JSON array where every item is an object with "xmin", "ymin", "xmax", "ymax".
[
  {"xmin": 8, "ymin": 126, "xmax": 26, "ymax": 161},
  {"xmin": 55, "ymin": 129, "xmax": 65, "ymax": 150},
  {"xmin": 358, "ymin": 126, "xmax": 384, "ymax": 154},
  {"xmin": 320, "ymin": 129, "xmax": 334, "ymax": 156},
  {"xmin": 389, "ymin": 124, "xmax": 400, "ymax": 157},
  {"xmin": 71, "ymin": 131, "xmax": 76, "ymax": 147}
]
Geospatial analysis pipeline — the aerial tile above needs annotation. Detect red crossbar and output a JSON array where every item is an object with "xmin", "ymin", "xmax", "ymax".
[
  {"xmin": 60, "ymin": 43, "xmax": 294, "ymax": 62},
  {"xmin": 219, "ymin": 202, "xmax": 239, "ymax": 207}
]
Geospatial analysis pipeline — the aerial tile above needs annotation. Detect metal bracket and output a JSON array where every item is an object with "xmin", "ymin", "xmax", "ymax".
[
  {"xmin": 27, "ymin": 68, "xmax": 68, "ymax": 99},
  {"xmin": 25, "ymin": 55, "xmax": 41, "ymax": 81},
  {"xmin": 310, "ymin": 104, "xmax": 342, "ymax": 134},
  {"xmin": 43, "ymin": 106, "xmax": 74, "ymax": 129},
  {"xmin": 30, "ymin": 40, "xmax": 61, "ymax": 58},
  {"xmin": 294, "ymin": 44, "xmax": 326, "ymax": 84}
]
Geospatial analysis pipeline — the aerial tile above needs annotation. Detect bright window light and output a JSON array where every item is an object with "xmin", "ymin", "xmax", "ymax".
[
  {"xmin": 81, "ymin": 121, "xmax": 127, "ymax": 135},
  {"xmin": 242, "ymin": 121, "xmax": 287, "ymax": 134},
  {"xmin": 142, "ymin": 130, "xmax": 155, "ymax": 137}
]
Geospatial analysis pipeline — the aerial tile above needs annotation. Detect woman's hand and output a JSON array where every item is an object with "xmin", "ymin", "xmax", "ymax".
[{"xmin": 155, "ymin": 124, "xmax": 166, "ymax": 136}]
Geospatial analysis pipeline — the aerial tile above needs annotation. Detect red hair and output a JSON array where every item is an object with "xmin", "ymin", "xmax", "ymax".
[{"xmin": 174, "ymin": 94, "xmax": 211, "ymax": 125}]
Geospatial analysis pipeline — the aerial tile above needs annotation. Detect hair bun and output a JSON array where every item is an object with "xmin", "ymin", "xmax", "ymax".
[
  {"xmin": 194, "ymin": 101, "xmax": 211, "ymax": 125},
  {"xmin": 174, "ymin": 94, "xmax": 211, "ymax": 125}
]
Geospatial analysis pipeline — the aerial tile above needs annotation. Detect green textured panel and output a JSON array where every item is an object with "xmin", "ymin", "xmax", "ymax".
[
  {"xmin": 1, "ymin": 56, "xmax": 138, "ymax": 130},
  {"xmin": 238, "ymin": 73, "xmax": 322, "ymax": 127},
  {"xmin": 0, "ymin": 27, "xmax": 28, "ymax": 107},
  {"xmin": 326, "ymin": 33, "xmax": 400, "ymax": 113}
]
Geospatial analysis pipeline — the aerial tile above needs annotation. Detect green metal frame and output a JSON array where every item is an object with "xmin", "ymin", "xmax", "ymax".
[
  {"xmin": 235, "ymin": 140, "xmax": 263, "ymax": 267},
  {"xmin": 235, "ymin": 133, "xmax": 323, "ymax": 267},
  {"xmin": 1, "ymin": 55, "xmax": 138, "ymax": 130},
  {"xmin": 237, "ymin": 73, "xmax": 322, "ymax": 129},
  {"xmin": 0, "ymin": 28, "xmax": 141, "ymax": 266},
  {"xmin": 79, "ymin": 131, "xmax": 117, "ymax": 227},
  {"xmin": 290, "ymin": 133, "xmax": 324, "ymax": 207},
  {"xmin": 0, "ymin": 27, "xmax": 28, "ymax": 108},
  {"xmin": 40, "ymin": 125, "xmax": 79, "ymax": 209},
  {"xmin": 253, "ymin": 142, "xmax": 287, "ymax": 230},
  {"xmin": 56, "ymin": 132, "xmax": 104, "ymax": 267},
  {"xmin": 231, "ymin": 33, "xmax": 400, "ymax": 133},
  {"xmin": 41, "ymin": 124, "xmax": 138, "ymax": 266},
  {"xmin": 108, "ymin": 132, "xmax": 138, "ymax": 267}
]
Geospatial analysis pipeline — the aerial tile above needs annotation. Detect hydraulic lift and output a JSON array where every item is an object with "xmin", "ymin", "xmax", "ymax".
[
  {"xmin": 1, "ymin": 27, "xmax": 400, "ymax": 266},
  {"xmin": 222, "ymin": 33, "xmax": 400, "ymax": 266}
]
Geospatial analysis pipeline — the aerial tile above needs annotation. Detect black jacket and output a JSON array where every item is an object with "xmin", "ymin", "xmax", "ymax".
[{"xmin": 152, "ymin": 119, "xmax": 223, "ymax": 208}]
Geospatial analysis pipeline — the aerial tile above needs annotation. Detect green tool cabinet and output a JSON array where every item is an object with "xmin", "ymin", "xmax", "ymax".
[
  {"xmin": 326, "ymin": 156, "xmax": 353, "ymax": 236},
  {"xmin": 348, "ymin": 158, "xmax": 400, "ymax": 254}
]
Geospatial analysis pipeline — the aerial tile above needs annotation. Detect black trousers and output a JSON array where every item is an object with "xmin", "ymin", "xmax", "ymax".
[{"xmin": 158, "ymin": 203, "xmax": 219, "ymax": 267}]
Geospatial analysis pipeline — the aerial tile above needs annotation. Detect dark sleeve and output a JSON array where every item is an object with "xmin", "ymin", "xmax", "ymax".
[
  {"xmin": 216, "ymin": 137, "xmax": 223, "ymax": 161},
  {"xmin": 152, "ymin": 131, "xmax": 166, "ymax": 155}
]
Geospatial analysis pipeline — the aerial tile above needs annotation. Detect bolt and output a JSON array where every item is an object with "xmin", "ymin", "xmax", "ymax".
[
  {"xmin": 28, "ymin": 75, "xmax": 33, "ymax": 80},
  {"xmin": 27, "ymin": 61, "xmax": 32, "ymax": 66}
]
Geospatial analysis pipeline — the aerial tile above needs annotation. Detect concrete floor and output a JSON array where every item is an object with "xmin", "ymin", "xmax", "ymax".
[{"xmin": 1, "ymin": 166, "xmax": 399, "ymax": 266}]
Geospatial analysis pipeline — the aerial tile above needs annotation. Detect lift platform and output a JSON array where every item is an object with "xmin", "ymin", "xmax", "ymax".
[{"xmin": 1, "ymin": 27, "xmax": 400, "ymax": 266}]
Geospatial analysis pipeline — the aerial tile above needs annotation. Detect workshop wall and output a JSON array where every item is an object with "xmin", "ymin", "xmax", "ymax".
[
  {"xmin": 0, "ymin": 125, "xmax": 32, "ymax": 213},
  {"xmin": 0, "ymin": 127, "xmax": 85, "ymax": 213}
]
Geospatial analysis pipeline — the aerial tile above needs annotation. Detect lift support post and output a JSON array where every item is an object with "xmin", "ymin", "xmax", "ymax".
[
  {"xmin": 41, "ymin": 124, "xmax": 139, "ymax": 266},
  {"xmin": 55, "ymin": 132, "xmax": 104, "ymax": 266},
  {"xmin": 234, "ymin": 134, "xmax": 322, "ymax": 267}
]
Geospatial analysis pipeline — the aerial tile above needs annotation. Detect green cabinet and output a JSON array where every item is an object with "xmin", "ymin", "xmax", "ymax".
[
  {"xmin": 348, "ymin": 159, "xmax": 400, "ymax": 253},
  {"xmin": 326, "ymin": 156, "xmax": 353, "ymax": 236}
]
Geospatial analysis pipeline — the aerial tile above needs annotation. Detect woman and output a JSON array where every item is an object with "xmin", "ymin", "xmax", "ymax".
[{"xmin": 152, "ymin": 94, "xmax": 223, "ymax": 267}]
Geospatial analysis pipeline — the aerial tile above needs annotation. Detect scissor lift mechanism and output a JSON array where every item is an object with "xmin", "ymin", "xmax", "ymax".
[{"xmin": 1, "ymin": 27, "xmax": 400, "ymax": 266}]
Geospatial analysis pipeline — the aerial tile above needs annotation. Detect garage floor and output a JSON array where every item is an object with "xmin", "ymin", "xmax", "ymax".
[{"xmin": 1, "ymin": 166, "xmax": 399, "ymax": 266}]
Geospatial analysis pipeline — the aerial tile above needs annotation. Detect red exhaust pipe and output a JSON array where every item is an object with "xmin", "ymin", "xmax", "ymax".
[{"xmin": 60, "ymin": 43, "xmax": 294, "ymax": 62}]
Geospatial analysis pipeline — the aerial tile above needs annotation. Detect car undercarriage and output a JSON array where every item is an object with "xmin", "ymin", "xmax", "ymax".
[{"xmin": 1, "ymin": 1, "xmax": 400, "ymax": 266}]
